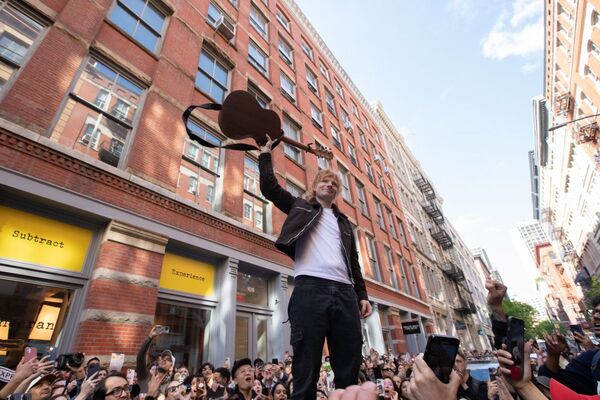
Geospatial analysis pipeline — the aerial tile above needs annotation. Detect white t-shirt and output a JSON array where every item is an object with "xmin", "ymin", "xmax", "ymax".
[{"xmin": 294, "ymin": 208, "xmax": 351, "ymax": 284}]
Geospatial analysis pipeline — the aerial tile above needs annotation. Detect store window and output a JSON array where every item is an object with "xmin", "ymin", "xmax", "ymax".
[
  {"xmin": 153, "ymin": 302, "xmax": 211, "ymax": 371},
  {"xmin": 236, "ymin": 269, "xmax": 269, "ymax": 306},
  {"xmin": 0, "ymin": 280, "xmax": 74, "ymax": 368}
]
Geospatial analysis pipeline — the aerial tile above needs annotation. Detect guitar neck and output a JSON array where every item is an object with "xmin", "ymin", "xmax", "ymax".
[{"xmin": 278, "ymin": 134, "xmax": 332, "ymax": 160}]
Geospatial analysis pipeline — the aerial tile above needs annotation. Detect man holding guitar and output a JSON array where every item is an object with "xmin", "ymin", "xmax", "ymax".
[{"xmin": 257, "ymin": 134, "xmax": 372, "ymax": 400}]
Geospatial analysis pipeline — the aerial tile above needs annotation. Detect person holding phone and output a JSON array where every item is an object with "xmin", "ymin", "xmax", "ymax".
[
  {"xmin": 258, "ymin": 136, "xmax": 372, "ymax": 400},
  {"xmin": 136, "ymin": 326, "xmax": 174, "ymax": 394},
  {"xmin": 454, "ymin": 350, "xmax": 491, "ymax": 400},
  {"xmin": 406, "ymin": 355, "xmax": 461, "ymax": 400}
]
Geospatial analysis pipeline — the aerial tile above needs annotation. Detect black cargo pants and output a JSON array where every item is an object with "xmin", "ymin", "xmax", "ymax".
[{"xmin": 289, "ymin": 276, "xmax": 363, "ymax": 400}]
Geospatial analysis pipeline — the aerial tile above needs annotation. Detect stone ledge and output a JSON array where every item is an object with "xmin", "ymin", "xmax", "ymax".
[
  {"xmin": 92, "ymin": 267, "xmax": 160, "ymax": 288},
  {"xmin": 81, "ymin": 309, "xmax": 154, "ymax": 325},
  {"xmin": 104, "ymin": 220, "xmax": 168, "ymax": 254}
]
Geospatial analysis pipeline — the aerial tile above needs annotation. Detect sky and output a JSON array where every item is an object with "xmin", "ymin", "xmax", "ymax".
[{"xmin": 295, "ymin": 0, "xmax": 545, "ymax": 298}]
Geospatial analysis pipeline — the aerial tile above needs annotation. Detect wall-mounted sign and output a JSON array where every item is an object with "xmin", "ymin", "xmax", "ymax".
[
  {"xmin": 0, "ymin": 205, "xmax": 93, "ymax": 272},
  {"xmin": 28, "ymin": 304, "xmax": 61, "ymax": 341},
  {"xmin": 159, "ymin": 253, "xmax": 215, "ymax": 297},
  {"xmin": 401, "ymin": 321, "xmax": 421, "ymax": 335}
]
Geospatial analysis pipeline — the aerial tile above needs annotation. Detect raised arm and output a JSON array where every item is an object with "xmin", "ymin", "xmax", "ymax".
[{"xmin": 258, "ymin": 135, "xmax": 296, "ymax": 214}]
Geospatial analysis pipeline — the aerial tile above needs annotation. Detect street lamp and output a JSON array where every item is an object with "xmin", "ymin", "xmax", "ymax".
[{"xmin": 548, "ymin": 112, "xmax": 600, "ymax": 131}]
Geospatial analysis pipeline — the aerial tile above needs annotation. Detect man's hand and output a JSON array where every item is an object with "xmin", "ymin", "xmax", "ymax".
[
  {"xmin": 407, "ymin": 355, "xmax": 461, "ymax": 400},
  {"xmin": 543, "ymin": 332, "xmax": 567, "ymax": 357},
  {"xmin": 328, "ymin": 381, "xmax": 377, "ymax": 400},
  {"xmin": 258, "ymin": 134, "xmax": 274, "ymax": 154},
  {"xmin": 78, "ymin": 371, "xmax": 101, "ymax": 398},
  {"xmin": 360, "ymin": 300, "xmax": 373, "ymax": 318},
  {"xmin": 496, "ymin": 342, "xmax": 531, "ymax": 390},
  {"xmin": 147, "ymin": 370, "xmax": 165, "ymax": 398},
  {"xmin": 485, "ymin": 280, "xmax": 507, "ymax": 321},
  {"xmin": 14, "ymin": 357, "xmax": 38, "ymax": 381},
  {"xmin": 487, "ymin": 380, "xmax": 499, "ymax": 400},
  {"xmin": 573, "ymin": 331, "xmax": 596, "ymax": 350}
]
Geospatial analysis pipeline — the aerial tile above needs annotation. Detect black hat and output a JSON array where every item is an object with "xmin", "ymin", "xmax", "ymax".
[{"xmin": 231, "ymin": 358, "xmax": 252, "ymax": 378}]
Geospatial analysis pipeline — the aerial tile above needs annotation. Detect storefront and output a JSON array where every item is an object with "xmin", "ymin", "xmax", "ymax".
[{"xmin": 0, "ymin": 201, "xmax": 98, "ymax": 370}]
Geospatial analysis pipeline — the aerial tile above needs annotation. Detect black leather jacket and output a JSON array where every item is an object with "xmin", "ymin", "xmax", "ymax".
[{"xmin": 259, "ymin": 153, "xmax": 368, "ymax": 301}]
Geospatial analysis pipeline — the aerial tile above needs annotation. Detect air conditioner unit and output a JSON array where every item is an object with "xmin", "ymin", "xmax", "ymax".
[
  {"xmin": 374, "ymin": 154, "xmax": 382, "ymax": 163},
  {"xmin": 383, "ymin": 166, "xmax": 390, "ymax": 174},
  {"xmin": 215, "ymin": 16, "xmax": 236, "ymax": 41},
  {"xmin": 343, "ymin": 121, "xmax": 353, "ymax": 132}
]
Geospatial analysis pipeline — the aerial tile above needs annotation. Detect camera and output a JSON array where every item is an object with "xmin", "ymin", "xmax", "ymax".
[{"xmin": 56, "ymin": 353, "xmax": 85, "ymax": 370}]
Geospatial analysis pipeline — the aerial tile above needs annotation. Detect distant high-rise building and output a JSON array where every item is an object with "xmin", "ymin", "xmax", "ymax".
[{"xmin": 516, "ymin": 221, "xmax": 550, "ymax": 259}]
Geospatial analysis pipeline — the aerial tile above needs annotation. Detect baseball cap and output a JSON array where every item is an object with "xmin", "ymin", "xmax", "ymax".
[
  {"xmin": 27, "ymin": 374, "xmax": 58, "ymax": 392},
  {"xmin": 550, "ymin": 379, "xmax": 600, "ymax": 400}
]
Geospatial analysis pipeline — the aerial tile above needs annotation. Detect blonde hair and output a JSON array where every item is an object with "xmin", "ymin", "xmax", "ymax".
[{"xmin": 307, "ymin": 169, "xmax": 341, "ymax": 199}]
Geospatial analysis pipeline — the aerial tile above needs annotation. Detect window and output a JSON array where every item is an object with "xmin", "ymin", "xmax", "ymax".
[
  {"xmin": 283, "ymin": 116, "xmax": 302, "ymax": 164},
  {"xmin": 389, "ymin": 185, "xmax": 397, "ymax": 205},
  {"xmin": 306, "ymin": 67, "xmax": 319, "ymax": 95},
  {"xmin": 316, "ymin": 142, "xmax": 330, "ymax": 170},
  {"xmin": 358, "ymin": 128, "xmax": 367, "ymax": 148},
  {"xmin": 319, "ymin": 62, "xmax": 330, "ymax": 81},
  {"xmin": 378, "ymin": 174, "xmax": 387, "ymax": 196},
  {"xmin": 365, "ymin": 161, "xmax": 374, "ymax": 183},
  {"xmin": 249, "ymin": 5, "xmax": 268, "ymax": 39},
  {"xmin": 366, "ymin": 234, "xmax": 381, "ymax": 281},
  {"xmin": 0, "ymin": 280, "xmax": 75, "ymax": 367},
  {"xmin": 385, "ymin": 246, "xmax": 399, "ymax": 290},
  {"xmin": 50, "ymin": 58, "xmax": 144, "ymax": 167},
  {"xmin": 276, "ymin": 9, "xmax": 290, "ymax": 32},
  {"xmin": 280, "ymin": 71, "xmax": 296, "ymax": 102},
  {"xmin": 248, "ymin": 41, "xmax": 268, "ymax": 75},
  {"xmin": 386, "ymin": 207, "xmax": 397, "ymax": 239},
  {"xmin": 196, "ymin": 49, "xmax": 229, "ymax": 102},
  {"xmin": 325, "ymin": 89, "xmax": 336, "ymax": 116},
  {"xmin": 350, "ymin": 101, "xmax": 358, "ymax": 116},
  {"xmin": 310, "ymin": 102, "xmax": 323, "ymax": 128},
  {"xmin": 229, "ymin": 0, "xmax": 239, "ymax": 7},
  {"xmin": 186, "ymin": 121, "xmax": 222, "ymax": 173},
  {"xmin": 348, "ymin": 142, "xmax": 358, "ymax": 166},
  {"xmin": 409, "ymin": 264, "xmax": 421, "ymax": 299},
  {"xmin": 188, "ymin": 175, "xmax": 198, "ymax": 194},
  {"xmin": 109, "ymin": 0, "xmax": 167, "ymax": 52},
  {"xmin": 243, "ymin": 156, "xmax": 268, "ymax": 232},
  {"xmin": 207, "ymin": 2, "xmax": 235, "ymax": 29},
  {"xmin": 331, "ymin": 125, "xmax": 342, "ymax": 149},
  {"xmin": 278, "ymin": 37, "xmax": 293, "ymax": 66},
  {"xmin": 374, "ymin": 197, "xmax": 385, "ymax": 229},
  {"xmin": 339, "ymin": 165, "xmax": 352, "ymax": 202},
  {"xmin": 334, "ymin": 80, "xmax": 344, "ymax": 99},
  {"xmin": 247, "ymin": 82, "xmax": 270, "ymax": 108},
  {"xmin": 341, "ymin": 108, "xmax": 350, "ymax": 128},
  {"xmin": 398, "ymin": 253, "xmax": 409, "ymax": 292},
  {"xmin": 286, "ymin": 181, "xmax": 304, "ymax": 197},
  {"xmin": 301, "ymin": 39, "xmax": 313, "ymax": 60},
  {"xmin": 206, "ymin": 185, "xmax": 215, "ymax": 202},
  {"xmin": 362, "ymin": 115, "xmax": 370, "ymax": 131},
  {"xmin": 0, "ymin": 3, "xmax": 45, "ymax": 91},
  {"xmin": 356, "ymin": 179, "xmax": 369, "ymax": 216}
]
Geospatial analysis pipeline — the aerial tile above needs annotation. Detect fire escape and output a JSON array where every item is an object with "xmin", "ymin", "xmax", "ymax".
[
  {"xmin": 555, "ymin": 93, "xmax": 573, "ymax": 116},
  {"xmin": 414, "ymin": 174, "xmax": 453, "ymax": 249},
  {"xmin": 574, "ymin": 122, "xmax": 599, "ymax": 145}
]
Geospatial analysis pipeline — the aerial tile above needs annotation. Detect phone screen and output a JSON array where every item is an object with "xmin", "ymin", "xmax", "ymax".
[
  {"xmin": 424, "ymin": 335, "xmax": 460, "ymax": 384},
  {"xmin": 570, "ymin": 324, "xmax": 584, "ymax": 337},
  {"xmin": 44, "ymin": 346, "xmax": 58, "ymax": 362},
  {"xmin": 507, "ymin": 317, "xmax": 525, "ymax": 380}
]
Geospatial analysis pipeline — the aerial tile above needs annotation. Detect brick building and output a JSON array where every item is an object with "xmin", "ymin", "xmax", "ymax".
[{"xmin": 0, "ymin": 0, "xmax": 433, "ymax": 371}]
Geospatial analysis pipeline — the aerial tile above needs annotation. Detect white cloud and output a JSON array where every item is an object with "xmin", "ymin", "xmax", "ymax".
[
  {"xmin": 521, "ymin": 62, "xmax": 539, "ymax": 73},
  {"xmin": 481, "ymin": 0, "xmax": 544, "ymax": 60}
]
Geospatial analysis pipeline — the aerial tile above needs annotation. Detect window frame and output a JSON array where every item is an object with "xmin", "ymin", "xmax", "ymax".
[
  {"xmin": 338, "ymin": 164, "xmax": 352, "ymax": 202},
  {"xmin": 109, "ymin": 0, "xmax": 170, "ymax": 53},
  {"xmin": 280, "ymin": 71, "xmax": 296, "ymax": 103},
  {"xmin": 249, "ymin": 5, "xmax": 269, "ymax": 39},
  {"xmin": 278, "ymin": 36, "xmax": 294, "ymax": 66},
  {"xmin": 196, "ymin": 48, "xmax": 230, "ymax": 103},
  {"xmin": 248, "ymin": 40, "xmax": 269, "ymax": 76}
]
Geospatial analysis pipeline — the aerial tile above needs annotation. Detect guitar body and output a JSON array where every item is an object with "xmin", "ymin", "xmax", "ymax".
[{"xmin": 218, "ymin": 90, "xmax": 282, "ymax": 145}]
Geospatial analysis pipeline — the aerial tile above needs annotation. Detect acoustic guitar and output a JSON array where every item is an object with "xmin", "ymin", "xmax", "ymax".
[{"xmin": 212, "ymin": 90, "xmax": 333, "ymax": 160}]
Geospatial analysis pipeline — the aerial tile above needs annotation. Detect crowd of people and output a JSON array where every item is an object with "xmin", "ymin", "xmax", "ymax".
[{"xmin": 0, "ymin": 279, "xmax": 599, "ymax": 400}]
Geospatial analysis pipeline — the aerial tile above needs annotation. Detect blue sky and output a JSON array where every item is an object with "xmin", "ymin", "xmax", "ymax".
[{"xmin": 295, "ymin": 0, "xmax": 545, "ymax": 298}]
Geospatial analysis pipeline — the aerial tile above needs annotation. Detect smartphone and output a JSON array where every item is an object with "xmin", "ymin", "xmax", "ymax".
[
  {"xmin": 44, "ymin": 346, "xmax": 58, "ymax": 362},
  {"xmin": 375, "ymin": 379, "xmax": 384, "ymax": 394},
  {"xmin": 87, "ymin": 363, "xmax": 101, "ymax": 378},
  {"xmin": 423, "ymin": 334, "xmax": 460, "ymax": 384},
  {"xmin": 570, "ymin": 324, "xmax": 585, "ymax": 341},
  {"xmin": 507, "ymin": 317, "xmax": 525, "ymax": 380},
  {"xmin": 272, "ymin": 358, "xmax": 278, "ymax": 365},
  {"xmin": 8, "ymin": 394, "xmax": 32, "ymax": 400},
  {"xmin": 23, "ymin": 347, "xmax": 37, "ymax": 363}
]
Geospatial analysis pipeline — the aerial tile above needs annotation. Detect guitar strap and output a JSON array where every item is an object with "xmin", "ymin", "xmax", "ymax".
[{"xmin": 182, "ymin": 103, "xmax": 283, "ymax": 151}]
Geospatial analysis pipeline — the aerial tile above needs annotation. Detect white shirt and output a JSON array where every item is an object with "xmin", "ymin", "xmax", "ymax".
[{"xmin": 294, "ymin": 208, "xmax": 351, "ymax": 284}]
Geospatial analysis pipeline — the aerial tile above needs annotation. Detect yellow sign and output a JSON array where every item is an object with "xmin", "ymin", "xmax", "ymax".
[
  {"xmin": 0, "ymin": 205, "xmax": 92, "ymax": 272},
  {"xmin": 159, "ymin": 253, "xmax": 215, "ymax": 297},
  {"xmin": 28, "ymin": 304, "xmax": 60, "ymax": 341}
]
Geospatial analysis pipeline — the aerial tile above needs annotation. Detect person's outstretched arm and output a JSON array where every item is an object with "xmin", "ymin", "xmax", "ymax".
[{"xmin": 258, "ymin": 134, "xmax": 296, "ymax": 214}]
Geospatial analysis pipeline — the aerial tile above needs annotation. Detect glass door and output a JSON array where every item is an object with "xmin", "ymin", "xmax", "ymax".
[{"xmin": 235, "ymin": 312, "xmax": 269, "ymax": 361}]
